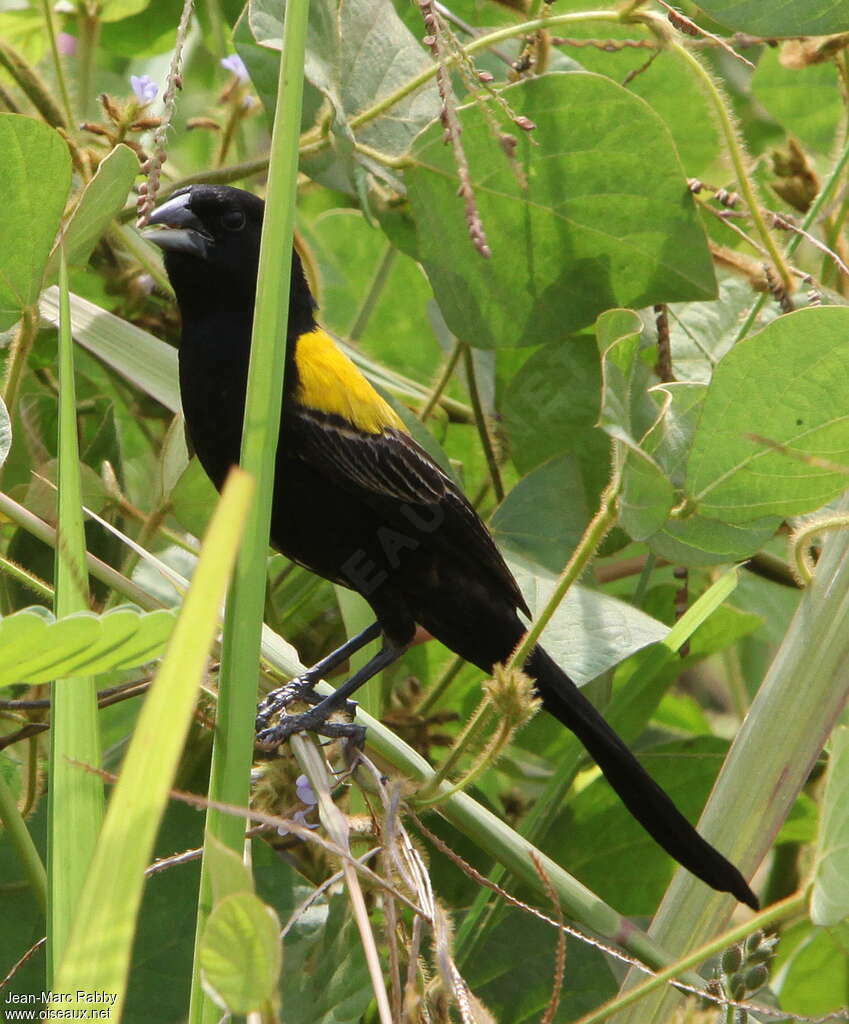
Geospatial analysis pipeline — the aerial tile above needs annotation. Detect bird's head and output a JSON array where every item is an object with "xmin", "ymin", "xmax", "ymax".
[{"xmin": 145, "ymin": 184, "xmax": 315, "ymax": 327}]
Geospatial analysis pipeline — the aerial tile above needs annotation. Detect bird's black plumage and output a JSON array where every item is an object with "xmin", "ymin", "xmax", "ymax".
[{"xmin": 147, "ymin": 184, "xmax": 757, "ymax": 909}]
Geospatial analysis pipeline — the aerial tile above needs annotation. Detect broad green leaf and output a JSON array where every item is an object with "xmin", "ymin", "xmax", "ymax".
[
  {"xmin": 811, "ymin": 726, "xmax": 849, "ymax": 926},
  {"xmin": 642, "ymin": 381, "xmax": 707, "ymax": 487},
  {"xmin": 777, "ymin": 792, "xmax": 818, "ymax": 846},
  {"xmin": 39, "ymin": 286, "xmax": 181, "ymax": 414},
  {"xmin": 52, "ymin": 471, "xmax": 253, "ymax": 1018},
  {"xmin": 752, "ymin": 49, "xmax": 842, "ymax": 154},
  {"xmin": 277, "ymin": 895, "xmax": 373, "ymax": 1024},
  {"xmin": 406, "ymin": 73, "xmax": 716, "ymax": 349},
  {"xmin": 0, "ymin": 606, "xmax": 175, "ymax": 686},
  {"xmin": 463, "ymin": 908, "xmax": 616, "ymax": 1022},
  {"xmin": 100, "ymin": 0, "xmax": 151, "ymax": 20},
  {"xmin": 686, "ymin": 307, "xmax": 849, "ymax": 523},
  {"xmin": 502, "ymin": 334, "xmax": 606, "ymax": 477},
  {"xmin": 695, "ymin": 1, "xmax": 849, "ymax": 35},
  {"xmin": 49, "ymin": 145, "xmax": 139, "ymax": 272},
  {"xmin": 249, "ymin": 0, "xmax": 439, "ymax": 192},
  {"xmin": 637, "ymin": 380, "xmax": 782, "ymax": 563},
  {"xmin": 171, "ymin": 456, "xmax": 220, "ymax": 539},
  {"xmin": 597, "ymin": 308, "xmax": 675, "ymax": 539},
  {"xmin": 199, "ymin": 891, "xmax": 281, "ymax": 1015},
  {"xmin": 773, "ymin": 919, "xmax": 849, "ymax": 1017},
  {"xmin": 667, "ymin": 275, "xmax": 769, "ymax": 383},
  {"xmin": 570, "ymin": 43, "xmax": 719, "ymax": 177},
  {"xmin": 511, "ymin": 563, "xmax": 668, "ymax": 685},
  {"xmin": 648, "ymin": 514, "xmax": 781, "ymax": 566},
  {"xmin": 545, "ymin": 737, "xmax": 732, "ymax": 915},
  {"xmin": 100, "ymin": 0, "xmax": 183, "ymax": 56},
  {"xmin": 205, "ymin": 834, "xmax": 255, "ymax": 905},
  {"xmin": 0, "ymin": 115, "xmax": 71, "ymax": 330},
  {"xmin": 491, "ymin": 455, "xmax": 589, "ymax": 575}
]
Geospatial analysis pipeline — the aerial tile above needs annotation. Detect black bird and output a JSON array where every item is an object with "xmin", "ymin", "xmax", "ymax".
[{"xmin": 146, "ymin": 183, "xmax": 758, "ymax": 909}]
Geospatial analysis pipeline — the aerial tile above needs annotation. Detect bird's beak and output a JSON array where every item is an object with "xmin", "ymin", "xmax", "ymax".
[{"xmin": 143, "ymin": 192, "xmax": 212, "ymax": 258}]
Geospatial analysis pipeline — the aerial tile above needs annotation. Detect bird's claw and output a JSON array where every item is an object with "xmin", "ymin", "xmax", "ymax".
[
  {"xmin": 256, "ymin": 712, "xmax": 366, "ymax": 749},
  {"xmin": 255, "ymin": 679, "xmax": 365, "ymax": 749},
  {"xmin": 255, "ymin": 675, "xmax": 322, "ymax": 731}
]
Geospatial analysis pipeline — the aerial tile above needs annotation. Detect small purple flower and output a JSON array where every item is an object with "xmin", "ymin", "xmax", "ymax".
[
  {"xmin": 130, "ymin": 75, "xmax": 158, "ymax": 104},
  {"xmin": 295, "ymin": 774, "xmax": 317, "ymax": 806},
  {"xmin": 220, "ymin": 53, "xmax": 249, "ymax": 83},
  {"xmin": 277, "ymin": 808, "xmax": 319, "ymax": 838},
  {"xmin": 58, "ymin": 33, "xmax": 77, "ymax": 57}
]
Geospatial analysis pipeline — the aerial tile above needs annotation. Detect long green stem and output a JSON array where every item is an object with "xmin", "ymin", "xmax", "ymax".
[
  {"xmin": 0, "ymin": 773, "xmax": 47, "ymax": 915},
  {"xmin": 575, "ymin": 891, "xmax": 805, "ymax": 1024},
  {"xmin": 508, "ymin": 477, "xmax": 620, "ymax": 669},
  {"xmin": 40, "ymin": 0, "xmax": 74, "ymax": 130},
  {"xmin": 75, "ymin": 6, "xmax": 100, "ymax": 121},
  {"xmin": 47, "ymin": 250, "xmax": 103, "ymax": 983},
  {"xmin": 0, "ymin": 40, "xmax": 67, "ymax": 128},
  {"xmin": 0, "ymin": 491, "xmax": 161, "ymax": 610},
  {"xmin": 420, "ymin": 338, "xmax": 463, "ymax": 423},
  {"xmin": 110, "ymin": 225, "xmax": 173, "ymax": 295},
  {"xmin": 348, "ymin": 243, "xmax": 397, "ymax": 341},
  {"xmin": 117, "ymin": 157, "xmax": 272, "ymax": 222},
  {"xmin": 3, "ymin": 307, "xmax": 38, "ymax": 429},
  {"xmin": 300, "ymin": 10, "xmax": 622, "ymax": 155},
  {"xmin": 735, "ymin": 126, "xmax": 849, "ymax": 342},
  {"xmin": 188, "ymin": 0, "xmax": 310, "ymax": 1017},
  {"xmin": 463, "ymin": 344, "xmax": 504, "ymax": 502},
  {"xmin": 667, "ymin": 35, "xmax": 794, "ymax": 297}
]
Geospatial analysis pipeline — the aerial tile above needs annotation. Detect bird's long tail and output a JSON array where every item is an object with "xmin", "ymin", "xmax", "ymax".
[{"xmin": 526, "ymin": 644, "xmax": 758, "ymax": 908}]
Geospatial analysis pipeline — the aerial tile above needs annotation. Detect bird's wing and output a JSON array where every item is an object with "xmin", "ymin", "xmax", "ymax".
[{"xmin": 288, "ymin": 405, "xmax": 529, "ymax": 615}]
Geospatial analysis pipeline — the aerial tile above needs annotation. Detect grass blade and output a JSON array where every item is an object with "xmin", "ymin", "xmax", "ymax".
[
  {"xmin": 187, "ymin": 2, "xmax": 311, "ymax": 1020},
  {"xmin": 52, "ymin": 468, "xmax": 254, "ymax": 1017},
  {"xmin": 46, "ymin": 249, "xmax": 103, "ymax": 982}
]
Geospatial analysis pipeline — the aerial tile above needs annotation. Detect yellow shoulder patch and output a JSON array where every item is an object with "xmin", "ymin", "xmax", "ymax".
[{"xmin": 294, "ymin": 328, "xmax": 406, "ymax": 435}]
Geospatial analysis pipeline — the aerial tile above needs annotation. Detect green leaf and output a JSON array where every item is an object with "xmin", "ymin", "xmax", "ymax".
[
  {"xmin": 752, "ymin": 49, "xmax": 842, "ymax": 154},
  {"xmin": 463, "ymin": 908, "xmax": 616, "ymax": 1022},
  {"xmin": 0, "ymin": 114, "xmax": 71, "ymax": 330},
  {"xmin": 171, "ymin": 457, "xmax": 220, "ymax": 539},
  {"xmin": 667, "ymin": 274, "xmax": 766, "ymax": 383},
  {"xmin": 773, "ymin": 920, "xmax": 849, "ymax": 1017},
  {"xmin": 39, "ymin": 286, "xmax": 181, "ymax": 414},
  {"xmin": 277, "ymin": 895, "xmax": 373, "ymax": 1024},
  {"xmin": 249, "ymin": 0, "xmax": 439, "ymax": 191},
  {"xmin": 511, "ymin": 563, "xmax": 668, "ymax": 685},
  {"xmin": 596, "ymin": 308, "xmax": 674, "ymax": 539},
  {"xmin": 811, "ymin": 726, "xmax": 849, "ymax": 926},
  {"xmin": 200, "ymin": 891, "xmax": 281, "ymax": 1015},
  {"xmin": 52, "ymin": 472, "xmax": 253, "ymax": 1018},
  {"xmin": 100, "ymin": 0, "xmax": 151, "ymax": 21},
  {"xmin": 51, "ymin": 144, "xmax": 139, "ymax": 272},
  {"xmin": 205, "ymin": 833, "xmax": 256, "ymax": 905},
  {"xmin": 648, "ymin": 514, "xmax": 781, "ymax": 566},
  {"xmin": 491, "ymin": 455, "xmax": 589, "ymax": 575},
  {"xmin": 406, "ymin": 72, "xmax": 716, "ymax": 349},
  {"xmin": 0, "ymin": 606, "xmax": 175, "ymax": 686},
  {"xmin": 686, "ymin": 307, "xmax": 849, "ymax": 523},
  {"xmin": 545, "ymin": 737, "xmax": 732, "ymax": 914},
  {"xmin": 695, "ymin": 1, "xmax": 849, "ymax": 35},
  {"xmin": 502, "ymin": 335, "xmax": 606, "ymax": 477}
]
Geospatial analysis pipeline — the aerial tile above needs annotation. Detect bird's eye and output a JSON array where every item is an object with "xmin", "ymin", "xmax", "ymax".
[{"xmin": 221, "ymin": 209, "xmax": 246, "ymax": 231}]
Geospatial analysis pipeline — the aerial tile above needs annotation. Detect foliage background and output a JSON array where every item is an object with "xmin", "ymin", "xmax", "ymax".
[{"xmin": 1, "ymin": 0, "xmax": 849, "ymax": 1020}]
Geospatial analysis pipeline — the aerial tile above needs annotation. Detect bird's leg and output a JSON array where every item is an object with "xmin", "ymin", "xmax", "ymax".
[
  {"xmin": 256, "ymin": 643, "xmax": 405, "ymax": 747},
  {"xmin": 255, "ymin": 621, "xmax": 383, "ymax": 730}
]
